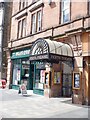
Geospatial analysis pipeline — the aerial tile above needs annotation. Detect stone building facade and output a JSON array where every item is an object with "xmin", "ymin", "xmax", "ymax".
[{"xmin": 7, "ymin": 0, "xmax": 90, "ymax": 105}]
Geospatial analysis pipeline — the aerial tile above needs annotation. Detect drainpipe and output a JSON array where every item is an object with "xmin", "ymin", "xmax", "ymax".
[{"xmin": 0, "ymin": 1, "xmax": 4, "ymax": 79}]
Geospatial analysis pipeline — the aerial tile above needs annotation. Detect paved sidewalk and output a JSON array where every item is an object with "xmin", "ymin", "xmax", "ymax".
[{"xmin": 0, "ymin": 89, "xmax": 88, "ymax": 118}]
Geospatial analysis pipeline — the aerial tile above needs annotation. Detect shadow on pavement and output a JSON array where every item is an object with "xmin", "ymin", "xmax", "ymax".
[{"xmin": 60, "ymin": 99, "xmax": 89, "ymax": 108}]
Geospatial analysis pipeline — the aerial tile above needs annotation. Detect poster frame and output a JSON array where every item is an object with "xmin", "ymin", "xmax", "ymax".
[
  {"xmin": 54, "ymin": 71, "xmax": 61, "ymax": 84},
  {"xmin": 73, "ymin": 72, "xmax": 81, "ymax": 90}
]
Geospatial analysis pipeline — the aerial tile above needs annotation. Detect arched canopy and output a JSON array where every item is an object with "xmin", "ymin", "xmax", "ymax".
[{"xmin": 30, "ymin": 38, "xmax": 74, "ymax": 62}]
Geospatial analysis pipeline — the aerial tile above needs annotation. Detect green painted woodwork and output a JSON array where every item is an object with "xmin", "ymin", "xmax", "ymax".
[
  {"xmin": 11, "ymin": 48, "xmax": 30, "ymax": 59},
  {"xmin": 29, "ymin": 63, "xmax": 34, "ymax": 90},
  {"xmin": 33, "ymin": 89, "xmax": 44, "ymax": 95},
  {"xmin": 12, "ymin": 85, "xmax": 19, "ymax": 90},
  {"xmin": 33, "ymin": 62, "xmax": 44, "ymax": 96}
]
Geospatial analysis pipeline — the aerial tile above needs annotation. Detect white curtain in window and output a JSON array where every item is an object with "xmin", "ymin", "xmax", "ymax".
[
  {"xmin": 32, "ymin": 14, "xmax": 36, "ymax": 34},
  {"xmin": 22, "ymin": 18, "xmax": 26, "ymax": 37},
  {"xmin": 37, "ymin": 11, "xmax": 42, "ymax": 32}
]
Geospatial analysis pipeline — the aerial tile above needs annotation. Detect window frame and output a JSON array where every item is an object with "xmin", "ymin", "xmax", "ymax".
[
  {"xmin": 19, "ymin": 0, "xmax": 27, "ymax": 11},
  {"xmin": 19, "ymin": 1, "xmax": 21, "ymax": 10},
  {"xmin": 61, "ymin": 0, "xmax": 71, "ymax": 24},
  {"xmin": 31, "ymin": 10, "xmax": 42, "ymax": 34},
  {"xmin": 37, "ymin": 10, "xmax": 42, "ymax": 32},
  {"xmin": 17, "ymin": 20, "xmax": 22, "ymax": 39},
  {"xmin": 17, "ymin": 18, "xmax": 26, "ymax": 39},
  {"xmin": 21, "ymin": 18, "xmax": 26, "ymax": 38},
  {"xmin": 88, "ymin": 0, "xmax": 90, "ymax": 15},
  {"xmin": 32, "ymin": 13, "xmax": 37, "ymax": 34}
]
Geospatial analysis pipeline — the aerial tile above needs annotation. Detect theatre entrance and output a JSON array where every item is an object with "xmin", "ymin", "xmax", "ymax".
[{"xmin": 29, "ymin": 38, "xmax": 74, "ymax": 97}]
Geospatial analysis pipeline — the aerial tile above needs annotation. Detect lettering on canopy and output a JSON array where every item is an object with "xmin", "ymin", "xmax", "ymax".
[
  {"xmin": 29, "ymin": 53, "xmax": 73, "ymax": 62},
  {"xmin": 29, "ymin": 54, "xmax": 49, "ymax": 61}
]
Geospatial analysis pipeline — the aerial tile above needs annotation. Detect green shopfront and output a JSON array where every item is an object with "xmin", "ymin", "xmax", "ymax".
[
  {"xmin": 11, "ymin": 48, "xmax": 33, "ymax": 90},
  {"xmin": 10, "ymin": 38, "xmax": 74, "ymax": 97},
  {"xmin": 11, "ymin": 47, "xmax": 46, "ymax": 95}
]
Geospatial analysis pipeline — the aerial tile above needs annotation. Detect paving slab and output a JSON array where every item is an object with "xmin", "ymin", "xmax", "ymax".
[{"xmin": 0, "ymin": 89, "xmax": 88, "ymax": 118}]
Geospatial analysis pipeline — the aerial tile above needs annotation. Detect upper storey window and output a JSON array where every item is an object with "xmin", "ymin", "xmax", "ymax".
[
  {"xmin": 31, "ymin": 10, "xmax": 42, "ymax": 34},
  {"xmin": 32, "ymin": 13, "xmax": 36, "ymax": 34},
  {"xmin": 17, "ymin": 18, "xmax": 26, "ymax": 39},
  {"xmin": 88, "ymin": 0, "xmax": 90, "ymax": 15},
  {"xmin": 61, "ymin": 0, "xmax": 70, "ymax": 23},
  {"xmin": 0, "ymin": 2, "xmax": 4, "ymax": 9},
  {"xmin": 19, "ymin": 0, "xmax": 27, "ymax": 10},
  {"xmin": 32, "ymin": 0, "xmax": 40, "ymax": 3},
  {"xmin": 37, "ymin": 11, "xmax": 42, "ymax": 32}
]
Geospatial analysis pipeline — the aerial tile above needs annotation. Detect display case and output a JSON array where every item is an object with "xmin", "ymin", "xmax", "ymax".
[
  {"xmin": 34, "ymin": 68, "xmax": 45, "ymax": 90},
  {"xmin": 44, "ymin": 71, "xmax": 51, "ymax": 88},
  {"xmin": 73, "ymin": 72, "xmax": 81, "ymax": 89},
  {"xmin": 54, "ymin": 72, "xmax": 61, "ymax": 84},
  {"xmin": 33, "ymin": 62, "xmax": 46, "ymax": 95}
]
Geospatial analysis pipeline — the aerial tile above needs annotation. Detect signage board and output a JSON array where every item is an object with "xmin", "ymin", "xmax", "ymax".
[
  {"xmin": 21, "ymin": 84, "xmax": 27, "ymax": 95},
  {"xmin": 29, "ymin": 54, "xmax": 49, "ymax": 61},
  {"xmin": 11, "ymin": 49, "xmax": 31, "ymax": 59},
  {"xmin": 49, "ymin": 53, "xmax": 73, "ymax": 62},
  {"xmin": 29, "ymin": 53, "xmax": 73, "ymax": 62}
]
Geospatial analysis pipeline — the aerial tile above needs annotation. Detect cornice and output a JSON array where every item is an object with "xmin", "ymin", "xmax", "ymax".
[{"xmin": 29, "ymin": 3, "xmax": 44, "ymax": 12}]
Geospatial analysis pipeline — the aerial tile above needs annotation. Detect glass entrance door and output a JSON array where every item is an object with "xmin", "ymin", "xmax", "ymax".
[
  {"xmin": 21, "ymin": 59, "xmax": 30, "ymax": 89},
  {"xmin": 29, "ymin": 64, "xmax": 34, "ymax": 90},
  {"xmin": 62, "ymin": 73, "xmax": 72, "ymax": 97}
]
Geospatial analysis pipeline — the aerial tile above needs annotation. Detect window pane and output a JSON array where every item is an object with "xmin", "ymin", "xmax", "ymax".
[
  {"xmin": 61, "ymin": 0, "xmax": 70, "ymax": 23},
  {"xmin": 37, "ymin": 11, "xmax": 42, "ymax": 32},
  {"xmin": 89, "ymin": 1, "xmax": 90, "ymax": 14},
  {"xmin": 63, "ymin": 0, "xmax": 70, "ymax": 10},
  {"xmin": 22, "ymin": 2, "xmax": 25, "ymax": 8},
  {"xmin": 32, "ymin": 14, "xmax": 36, "ymax": 34},
  {"xmin": 19, "ymin": 1, "xmax": 21, "ymax": 10},
  {"xmin": 12, "ymin": 64, "xmax": 21, "ymax": 85},
  {"xmin": 17, "ymin": 20, "xmax": 21, "ymax": 38},
  {"xmin": 21, "ymin": 18, "xmax": 26, "ymax": 37},
  {"xmin": 63, "ymin": 13, "xmax": 69, "ymax": 22},
  {"xmin": 19, "ymin": 0, "xmax": 26, "ymax": 10}
]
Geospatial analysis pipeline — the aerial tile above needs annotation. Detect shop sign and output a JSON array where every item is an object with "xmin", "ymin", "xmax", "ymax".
[
  {"xmin": 50, "ymin": 54, "xmax": 73, "ymax": 62},
  {"xmin": 29, "ymin": 53, "xmax": 73, "ymax": 62},
  {"xmin": 11, "ymin": 49, "xmax": 30, "ymax": 59},
  {"xmin": 21, "ymin": 84, "xmax": 27, "ymax": 95},
  {"xmin": 29, "ymin": 54, "xmax": 49, "ymax": 61}
]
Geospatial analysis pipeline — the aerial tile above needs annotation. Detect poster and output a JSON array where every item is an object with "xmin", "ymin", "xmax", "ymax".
[
  {"xmin": 40, "ymin": 70, "xmax": 45, "ymax": 83},
  {"xmin": 38, "ymin": 83, "xmax": 43, "ymax": 89},
  {"xmin": 45, "ymin": 72, "xmax": 49, "ymax": 84},
  {"xmin": 73, "ymin": 73, "xmax": 80, "ymax": 88},
  {"xmin": 17, "ymin": 69, "xmax": 20, "ymax": 81},
  {"xmin": 54, "ymin": 72, "xmax": 61, "ymax": 84}
]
